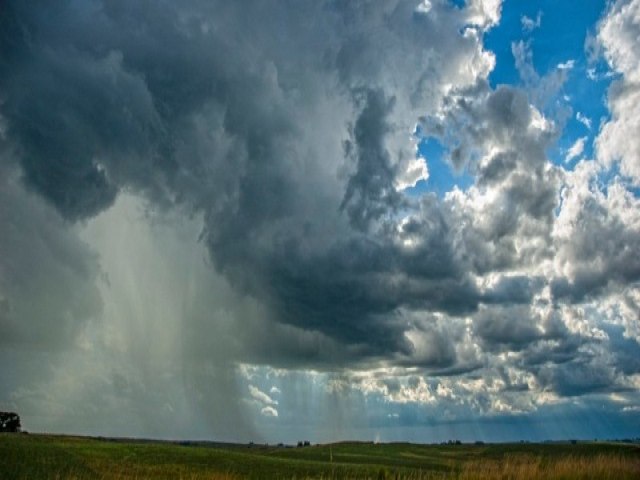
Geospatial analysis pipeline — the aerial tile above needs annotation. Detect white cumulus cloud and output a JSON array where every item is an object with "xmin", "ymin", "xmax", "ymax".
[
  {"xmin": 249, "ymin": 385, "xmax": 278, "ymax": 406},
  {"xmin": 260, "ymin": 406, "xmax": 278, "ymax": 417}
]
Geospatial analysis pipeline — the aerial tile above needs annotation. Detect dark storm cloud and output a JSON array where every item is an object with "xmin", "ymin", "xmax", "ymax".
[
  {"xmin": 481, "ymin": 275, "xmax": 544, "ymax": 305},
  {"xmin": 409, "ymin": 333, "xmax": 457, "ymax": 369},
  {"xmin": 0, "ymin": 0, "xmax": 501, "ymax": 365},
  {"xmin": 1, "ymin": 1, "xmax": 640, "ymax": 442},
  {"xmin": 0, "ymin": 3, "xmax": 165, "ymax": 220},
  {"xmin": 602, "ymin": 325, "xmax": 640, "ymax": 376},
  {"xmin": 227, "ymin": 204, "xmax": 481, "ymax": 362},
  {"xmin": 341, "ymin": 88, "xmax": 405, "ymax": 230},
  {"xmin": 0, "ymin": 166, "xmax": 102, "ymax": 348},
  {"xmin": 519, "ymin": 335, "xmax": 584, "ymax": 367},
  {"xmin": 473, "ymin": 306, "xmax": 545, "ymax": 351},
  {"xmin": 533, "ymin": 359, "xmax": 621, "ymax": 398},
  {"xmin": 516, "ymin": 319, "xmax": 640, "ymax": 398}
]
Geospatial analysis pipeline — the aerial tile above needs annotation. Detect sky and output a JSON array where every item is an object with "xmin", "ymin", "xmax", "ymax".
[{"xmin": 1, "ymin": 0, "xmax": 640, "ymax": 444}]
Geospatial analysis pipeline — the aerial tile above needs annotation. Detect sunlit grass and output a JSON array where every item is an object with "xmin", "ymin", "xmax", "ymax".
[
  {"xmin": 456, "ymin": 453, "xmax": 640, "ymax": 480},
  {"xmin": 1, "ymin": 433, "xmax": 638, "ymax": 479}
]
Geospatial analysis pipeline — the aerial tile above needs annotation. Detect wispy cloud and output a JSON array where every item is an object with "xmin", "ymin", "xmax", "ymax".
[
  {"xmin": 565, "ymin": 137, "xmax": 588, "ymax": 163},
  {"xmin": 521, "ymin": 11, "xmax": 542, "ymax": 33},
  {"xmin": 576, "ymin": 112, "xmax": 592, "ymax": 130}
]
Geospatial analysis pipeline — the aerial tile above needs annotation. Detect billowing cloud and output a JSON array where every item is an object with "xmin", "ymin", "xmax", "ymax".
[
  {"xmin": 249, "ymin": 385, "xmax": 278, "ymax": 407},
  {"xmin": 0, "ymin": 0, "xmax": 497, "ymax": 365},
  {"xmin": 0, "ymin": 164, "xmax": 102, "ymax": 349},
  {"xmin": 552, "ymin": 161, "xmax": 640, "ymax": 302},
  {"xmin": 1, "ymin": 0, "xmax": 640, "ymax": 443},
  {"xmin": 596, "ymin": 0, "xmax": 640, "ymax": 184}
]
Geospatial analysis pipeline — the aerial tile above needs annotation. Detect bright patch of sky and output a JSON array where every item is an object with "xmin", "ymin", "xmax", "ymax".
[
  {"xmin": 485, "ymin": 0, "xmax": 611, "ymax": 166},
  {"xmin": 414, "ymin": 0, "xmax": 614, "ymax": 199},
  {"xmin": 406, "ymin": 139, "xmax": 474, "ymax": 198},
  {"xmin": 241, "ymin": 365, "xmax": 640, "ymax": 443}
]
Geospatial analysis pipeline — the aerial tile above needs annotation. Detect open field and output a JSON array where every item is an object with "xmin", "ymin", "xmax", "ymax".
[{"xmin": 1, "ymin": 433, "xmax": 639, "ymax": 479}]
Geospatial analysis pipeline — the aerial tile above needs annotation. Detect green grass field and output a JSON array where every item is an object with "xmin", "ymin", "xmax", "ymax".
[{"xmin": 1, "ymin": 433, "xmax": 639, "ymax": 479}]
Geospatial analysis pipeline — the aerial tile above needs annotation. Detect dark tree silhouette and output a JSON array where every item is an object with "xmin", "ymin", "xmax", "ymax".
[{"xmin": 0, "ymin": 411, "xmax": 21, "ymax": 432}]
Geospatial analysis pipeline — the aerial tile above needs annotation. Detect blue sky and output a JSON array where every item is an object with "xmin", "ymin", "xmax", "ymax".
[
  {"xmin": 487, "ymin": 0, "xmax": 611, "ymax": 164},
  {"xmin": 1, "ymin": 0, "xmax": 640, "ymax": 445},
  {"xmin": 410, "ymin": 0, "xmax": 614, "ymax": 198}
]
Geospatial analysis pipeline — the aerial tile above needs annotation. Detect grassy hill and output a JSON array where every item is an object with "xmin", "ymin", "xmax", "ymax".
[{"xmin": 1, "ymin": 433, "xmax": 639, "ymax": 479}]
